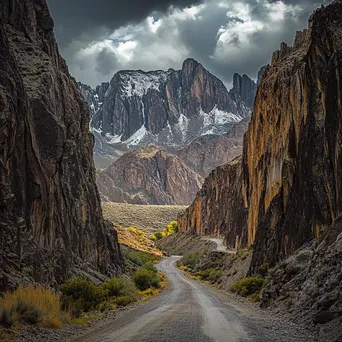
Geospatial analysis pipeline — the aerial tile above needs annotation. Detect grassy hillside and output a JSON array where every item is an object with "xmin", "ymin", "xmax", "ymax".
[{"xmin": 102, "ymin": 203, "xmax": 186, "ymax": 234}]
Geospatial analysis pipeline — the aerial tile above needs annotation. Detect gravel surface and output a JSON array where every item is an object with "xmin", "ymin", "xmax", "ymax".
[{"xmin": 66, "ymin": 256, "xmax": 316, "ymax": 342}]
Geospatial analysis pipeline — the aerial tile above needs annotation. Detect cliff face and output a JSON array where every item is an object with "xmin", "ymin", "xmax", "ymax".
[
  {"xmin": 0, "ymin": 0, "xmax": 123, "ymax": 291},
  {"xmin": 246, "ymin": 1, "xmax": 342, "ymax": 269},
  {"xmin": 97, "ymin": 146, "xmax": 203, "ymax": 205},
  {"xmin": 178, "ymin": 117, "xmax": 249, "ymax": 177},
  {"xmin": 178, "ymin": 157, "xmax": 248, "ymax": 248},
  {"xmin": 229, "ymin": 73, "xmax": 257, "ymax": 109},
  {"xmin": 79, "ymin": 60, "xmax": 253, "ymax": 158},
  {"xmin": 179, "ymin": 0, "xmax": 342, "ymax": 270}
]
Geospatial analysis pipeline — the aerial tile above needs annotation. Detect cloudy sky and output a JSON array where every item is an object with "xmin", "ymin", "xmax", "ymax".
[{"xmin": 47, "ymin": 0, "xmax": 330, "ymax": 88}]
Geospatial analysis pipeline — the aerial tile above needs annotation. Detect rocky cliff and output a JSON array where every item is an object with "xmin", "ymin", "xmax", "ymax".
[
  {"xmin": 179, "ymin": 0, "xmax": 342, "ymax": 271},
  {"xmin": 229, "ymin": 73, "xmax": 257, "ymax": 109},
  {"xmin": 79, "ymin": 60, "xmax": 254, "ymax": 159},
  {"xmin": 97, "ymin": 146, "xmax": 203, "ymax": 205},
  {"xmin": 178, "ymin": 157, "xmax": 248, "ymax": 248},
  {"xmin": 178, "ymin": 117, "xmax": 249, "ymax": 177},
  {"xmin": 0, "ymin": 0, "xmax": 123, "ymax": 291}
]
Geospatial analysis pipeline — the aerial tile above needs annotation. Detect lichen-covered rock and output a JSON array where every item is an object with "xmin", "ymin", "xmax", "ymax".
[
  {"xmin": 97, "ymin": 146, "xmax": 203, "ymax": 205},
  {"xmin": 0, "ymin": 0, "xmax": 123, "ymax": 291}
]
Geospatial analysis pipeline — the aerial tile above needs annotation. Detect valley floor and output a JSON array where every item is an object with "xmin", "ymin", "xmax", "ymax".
[{"xmin": 68, "ymin": 257, "xmax": 315, "ymax": 342}]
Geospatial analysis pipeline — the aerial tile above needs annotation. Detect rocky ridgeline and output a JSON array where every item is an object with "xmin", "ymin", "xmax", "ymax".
[
  {"xmin": 97, "ymin": 146, "xmax": 203, "ymax": 205},
  {"xmin": 0, "ymin": 0, "xmax": 123, "ymax": 291},
  {"xmin": 178, "ymin": 1, "xmax": 342, "ymax": 335},
  {"xmin": 79, "ymin": 59, "xmax": 259, "ymax": 158}
]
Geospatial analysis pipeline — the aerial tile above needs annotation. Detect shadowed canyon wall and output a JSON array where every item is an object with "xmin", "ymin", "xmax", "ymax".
[{"xmin": 0, "ymin": 0, "xmax": 123, "ymax": 291}]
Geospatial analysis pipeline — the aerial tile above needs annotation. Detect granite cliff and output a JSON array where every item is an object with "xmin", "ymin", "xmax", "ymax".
[{"xmin": 0, "ymin": 0, "xmax": 123, "ymax": 291}]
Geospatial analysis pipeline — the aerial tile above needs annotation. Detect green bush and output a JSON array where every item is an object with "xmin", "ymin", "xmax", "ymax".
[
  {"xmin": 125, "ymin": 251, "xmax": 152, "ymax": 266},
  {"xmin": 141, "ymin": 261, "xmax": 157, "ymax": 272},
  {"xmin": 181, "ymin": 252, "xmax": 202, "ymax": 269},
  {"xmin": 231, "ymin": 276, "xmax": 265, "ymax": 298},
  {"xmin": 154, "ymin": 232, "xmax": 164, "ymax": 240},
  {"xmin": 114, "ymin": 295, "xmax": 136, "ymax": 307},
  {"xmin": 134, "ymin": 269, "xmax": 160, "ymax": 291},
  {"xmin": 60, "ymin": 278, "xmax": 107, "ymax": 315},
  {"xmin": 101, "ymin": 276, "xmax": 125, "ymax": 298}
]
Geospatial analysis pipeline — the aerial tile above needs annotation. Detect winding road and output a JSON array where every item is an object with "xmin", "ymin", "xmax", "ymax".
[
  {"xmin": 71, "ymin": 257, "xmax": 313, "ymax": 342},
  {"xmin": 202, "ymin": 237, "xmax": 236, "ymax": 253}
]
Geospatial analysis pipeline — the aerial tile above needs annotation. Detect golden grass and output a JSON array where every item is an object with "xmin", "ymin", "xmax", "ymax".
[
  {"xmin": 102, "ymin": 202, "xmax": 186, "ymax": 234},
  {"xmin": 0, "ymin": 286, "xmax": 71, "ymax": 328},
  {"xmin": 115, "ymin": 225, "xmax": 162, "ymax": 256},
  {"xmin": 72, "ymin": 313, "xmax": 103, "ymax": 326}
]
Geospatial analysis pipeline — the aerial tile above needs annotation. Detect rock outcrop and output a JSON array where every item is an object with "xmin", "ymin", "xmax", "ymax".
[
  {"xmin": 229, "ymin": 73, "xmax": 257, "ymax": 109},
  {"xmin": 79, "ymin": 59, "xmax": 253, "ymax": 159},
  {"xmin": 179, "ymin": 0, "xmax": 342, "ymax": 271},
  {"xmin": 0, "ymin": 0, "xmax": 123, "ymax": 291},
  {"xmin": 178, "ymin": 117, "xmax": 249, "ymax": 177},
  {"xmin": 178, "ymin": 157, "xmax": 248, "ymax": 248},
  {"xmin": 97, "ymin": 146, "xmax": 203, "ymax": 205}
]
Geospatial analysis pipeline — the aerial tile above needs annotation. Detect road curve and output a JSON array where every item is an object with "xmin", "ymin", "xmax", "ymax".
[
  {"xmin": 71, "ymin": 257, "xmax": 313, "ymax": 342},
  {"xmin": 203, "ymin": 237, "xmax": 236, "ymax": 254}
]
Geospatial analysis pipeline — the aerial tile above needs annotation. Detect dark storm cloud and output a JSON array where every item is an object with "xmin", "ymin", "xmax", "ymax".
[
  {"xmin": 46, "ymin": 0, "xmax": 203, "ymax": 47},
  {"xmin": 95, "ymin": 48, "xmax": 121, "ymax": 76},
  {"xmin": 48, "ymin": 0, "xmax": 333, "ymax": 87}
]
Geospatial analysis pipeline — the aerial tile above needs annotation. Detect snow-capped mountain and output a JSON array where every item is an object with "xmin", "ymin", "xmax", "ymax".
[{"xmin": 78, "ymin": 58, "xmax": 256, "ymax": 164}]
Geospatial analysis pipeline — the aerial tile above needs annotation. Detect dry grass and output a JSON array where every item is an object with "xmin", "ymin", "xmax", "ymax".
[
  {"xmin": 0, "ymin": 286, "xmax": 71, "ymax": 328},
  {"xmin": 102, "ymin": 202, "xmax": 186, "ymax": 234},
  {"xmin": 115, "ymin": 225, "xmax": 162, "ymax": 256}
]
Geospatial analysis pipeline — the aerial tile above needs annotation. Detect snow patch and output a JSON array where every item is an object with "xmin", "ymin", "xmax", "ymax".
[
  {"xmin": 120, "ymin": 71, "xmax": 169, "ymax": 98},
  {"xmin": 123, "ymin": 125, "xmax": 148, "ymax": 146}
]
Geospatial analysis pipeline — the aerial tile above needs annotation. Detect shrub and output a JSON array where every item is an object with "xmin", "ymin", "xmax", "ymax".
[
  {"xmin": 154, "ymin": 232, "xmax": 164, "ymax": 240},
  {"xmin": 101, "ymin": 276, "xmax": 138, "ymax": 300},
  {"xmin": 101, "ymin": 277, "xmax": 125, "ymax": 298},
  {"xmin": 114, "ymin": 295, "xmax": 136, "ymax": 307},
  {"xmin": 181, "ymin": 252, "xmax": 202, "ymax": 269},
  {"xmin": 125, "ymin": 251, "xmax": 152, "ymax": 266},
  {"xmin": 128, "ymin": 227, "xmax": 145, "ymax": 237},
  {"xmin": 231, "ymin": 276, "xmax": 265, "ymax": 298},
  {"xmin": 134, "ymin": 269, "xmax": 160, "ymax": 291},
  {"xmin": 0, "ymin": 286, "xmax": 70, "ymax": 328},
  {"xmin": 60, "ymin": 278, "xmax": 107, "ymax": 315},
  {"xmin": 141, "ymin": 261, "xmax": 157, "ymax": 272}
]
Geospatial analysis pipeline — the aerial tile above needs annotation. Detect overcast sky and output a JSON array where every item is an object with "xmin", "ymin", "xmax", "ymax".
[{"xmin": 46, "ymin": 0, "xmax": 330, "ymax": 88}]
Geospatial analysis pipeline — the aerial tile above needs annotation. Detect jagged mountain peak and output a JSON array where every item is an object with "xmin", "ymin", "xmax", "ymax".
[{"xmin": 78, "ymin": 58, "xmax": 255, "ymax": 165}]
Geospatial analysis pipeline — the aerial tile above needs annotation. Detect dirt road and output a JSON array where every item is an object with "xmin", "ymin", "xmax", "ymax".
[
  {"xmin": 202, "ymin": 237, "xmax": 236, "ymax": 253},
  {"xmin": 71, "ymin": 257, "xmax": 314, "ymax": 342}
]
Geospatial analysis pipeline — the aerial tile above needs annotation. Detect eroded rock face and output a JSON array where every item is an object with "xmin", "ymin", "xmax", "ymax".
[
  {"xmin": 229, "ymin": 73, "xmax": 257, "ymax": 108},
  {"xmin": 178, "ymin": 157, "xmax": 248, "ymax": 248},
  {"xmin": 178, "ymin": 117, "xmax": 250, "ymax": 177},
  {"xmin": 79, "ymin": 59, "xmax": 254, "ymax": 158},
  {"xmin": 179, "ymin": 0, "xmax": 342, "ymax": 271},
  {"xmin": 97, "ymin": 146, "xmax": 204, "ymax": 205},
  {"xmin": 0, "ymin": 0, "xmax": 123, "ymax": 291},
  {"xmin": 245, "ymin": 1, "xmax": 342, "ymax": 270}
]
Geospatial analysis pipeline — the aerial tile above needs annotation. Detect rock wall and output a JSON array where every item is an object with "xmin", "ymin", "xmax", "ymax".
[
  {"xmin": 179, "ymin": 0, "xmax": 342, "ymax": 270},
  {"xmin": 178, "ymin": 157, "xmax": 248, "ymax": 249},
  {"xmin": 246, "ymin": 1, "xmax": 342, "ymax": 270},
  {"xmin": 0, "ymin": 0, "xmax": 123, "ymax": 291}
]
